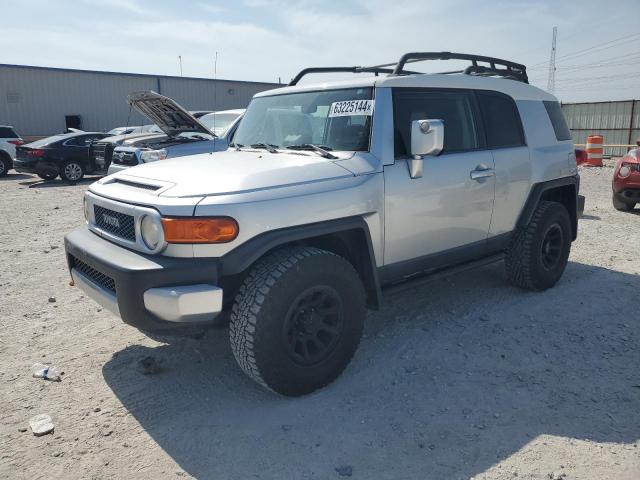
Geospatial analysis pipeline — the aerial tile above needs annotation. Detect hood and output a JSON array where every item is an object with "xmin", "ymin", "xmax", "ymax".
[
  {"xmin": 110, "ymin": 149, "xmax": 355, "ymax": 197},
  {"xmin": 127, "ymin": 91, "xmax": 212, "ymax": 138}
]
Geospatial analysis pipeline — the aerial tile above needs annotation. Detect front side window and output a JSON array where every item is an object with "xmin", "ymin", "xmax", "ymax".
[
  {"xmin": 234, "ymin": 88, "xmax": 373, "ymax": 151},
  {"xmin": 393, "ymin": 89, "xmax": 480, "ymax": 157}
]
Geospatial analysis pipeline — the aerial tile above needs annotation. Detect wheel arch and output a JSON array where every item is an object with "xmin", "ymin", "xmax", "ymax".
[
  {"xmin": 517, "ymin": 176, "xmax": 578, "ymax": 240},
  {"xmin": 220, "ymin": 216, "xmax": 382, "ymax": 309}
]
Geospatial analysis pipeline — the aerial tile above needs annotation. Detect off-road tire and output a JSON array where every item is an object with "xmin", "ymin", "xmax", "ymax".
[
  {"xmin": 612, "ymin": 194, "xmax": 635, "ymax": 212},
  {"xmin": 230, "ymin": 246, "xmax": 366, "ymax": 396},
  {"xmin": 505, "ymin": 201, "xmax": 571, "ymax": 291},
  {"xmin": 38, "ymin": 172, "xmax": 56, "ymax": 181},
  {"xmin": 0, "ymin": 156, "xmax": 9, "ymax": 177},
  {"xmin": 59, "ymin": 161, "xmax": 84, "ymax": 183}
]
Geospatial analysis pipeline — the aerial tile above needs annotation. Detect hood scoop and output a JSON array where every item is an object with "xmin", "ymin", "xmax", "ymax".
[{"xmin": 112, "ymin": 178, "xmax": 161, "ymax": 191}]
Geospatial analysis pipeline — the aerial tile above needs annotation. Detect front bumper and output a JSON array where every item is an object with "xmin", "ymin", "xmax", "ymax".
[
  {"xmin": 613, "ymin": 188, "xmax": 640, "ymax": 203},
  {"xmin": 64, "ymin": 227, "xmax": 223, "ymax": 332}
]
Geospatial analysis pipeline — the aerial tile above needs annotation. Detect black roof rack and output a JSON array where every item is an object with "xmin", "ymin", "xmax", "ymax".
[
  {"xmin": 288, "ymin": 51, "xmax": 528, "ymax": 86},
  {"xmin": 288, "ymin": 66, "xmax": 422, "ymax": 86}
]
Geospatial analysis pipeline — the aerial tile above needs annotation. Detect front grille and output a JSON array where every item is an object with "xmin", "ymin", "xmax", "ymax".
[
  {"xmin": 91, "ymin": 142, "xmax": 114, "ymax": 169},
  {"xmin": 71, "ymin": 256, "xmax": 116, "ymax": 294},
  {"xmin": 94, "ymin": 205, "xmax": 136, "ymax": 242},
  {"xmin": 112, "ymin": 151, "xmax": 138, "ymax": 166}
]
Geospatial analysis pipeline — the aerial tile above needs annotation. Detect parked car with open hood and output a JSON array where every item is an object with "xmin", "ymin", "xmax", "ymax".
[
  {"xmin": 107, "ymin": 92, "xmax": 244, "ymax": 174},
  {"xmin": 14, "ymin": 131, "xmax": 110, "ymax": 182},
  {"xmin": 0, "ymin": 125, "xmax": 24, "ymax": 177},
  {"xmin": 65, "ymin": 52, "xmax": 582, "ymax": 396}
]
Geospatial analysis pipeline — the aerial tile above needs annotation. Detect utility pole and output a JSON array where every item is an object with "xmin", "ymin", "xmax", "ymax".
[
  {"xmin": 178, "ymin": 55, "xmax": 183, "ymax": 77},
  {"xmin": 547, "ymin": 26, "xmax": 557, "ymax": 94}
]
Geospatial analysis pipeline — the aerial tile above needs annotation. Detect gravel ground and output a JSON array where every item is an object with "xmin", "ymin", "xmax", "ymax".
[{"xmin": 0, "ymin": 165, "xmax": 638, "ymax": 480}]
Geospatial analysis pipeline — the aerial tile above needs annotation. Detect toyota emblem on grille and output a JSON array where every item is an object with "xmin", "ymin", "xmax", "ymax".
[{"xmin": 102, "ymin": 213, "xmax": 120, "ymax": 228}]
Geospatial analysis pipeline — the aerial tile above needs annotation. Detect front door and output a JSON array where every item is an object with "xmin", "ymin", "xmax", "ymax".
[{"xmin": 383, "ymin": 89, "xmax": 495, "ymax": 272}]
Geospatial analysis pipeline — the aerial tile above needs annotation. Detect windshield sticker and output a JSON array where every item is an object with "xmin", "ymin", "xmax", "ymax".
[{"xmin": 328, "ymin": 100, "xmax": 374, "ymax": 117}]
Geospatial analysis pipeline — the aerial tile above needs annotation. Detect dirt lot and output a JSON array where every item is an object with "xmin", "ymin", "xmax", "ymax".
[{"xmin": 0, "ymin": 165, "xmax": 638, "ymax": 480}]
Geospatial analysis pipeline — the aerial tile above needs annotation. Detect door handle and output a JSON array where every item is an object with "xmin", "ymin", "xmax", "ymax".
[{"xmin": 470, "ymin": 167, "xmax": 495, "ymax": 180}]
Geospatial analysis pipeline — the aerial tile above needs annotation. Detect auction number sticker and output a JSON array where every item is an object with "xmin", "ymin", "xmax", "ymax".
[{"xmin": 328, "ymin": 99, "xmax": 374, "ymax": 117}]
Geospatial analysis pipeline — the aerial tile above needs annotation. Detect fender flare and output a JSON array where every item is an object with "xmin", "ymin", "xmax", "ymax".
[
  {"xmin": 517, "ymin": 175, "xmax": 579, "ymax": 239},
  {"xmin": 220, "ymin": 216, "xmax": 382, "ymax": 308}
]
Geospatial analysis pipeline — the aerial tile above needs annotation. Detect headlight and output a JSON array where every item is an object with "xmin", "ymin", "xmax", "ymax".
[
  {"xmin": 140, "ymin": 149, "xmax": 167, "ymax": 163},
  {"xmin": 140, "ymin": 215, "xmax": 164, "ymax": 250},
  {"xmin": 619, "ymin": 165, "xmax": 631, "ymax": 178},
  {"xmin": 83, "ymin": 196, "xmax": 91, "ymax": 222}
]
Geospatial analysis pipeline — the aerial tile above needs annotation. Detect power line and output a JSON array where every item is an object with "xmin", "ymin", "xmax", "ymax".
[{"xmin": 528, "ymin": 31, "xmax": 640, "ymax": 68}]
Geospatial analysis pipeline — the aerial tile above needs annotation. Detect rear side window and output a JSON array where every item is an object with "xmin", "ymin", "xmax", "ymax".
[
  {"xmin": 477, "ymin": 92, "xmax": 525, "ymax": 148},
  {"xmin": 0, "ymin": 127, "xmax": 18, "ymax": 138},
  {"xmin": 393, "ymin": 89, "xmax": 481, "ymax": 156},
  {"xmin": 543, "ymin": 101, "xmax": 572, "ymax": 141}
]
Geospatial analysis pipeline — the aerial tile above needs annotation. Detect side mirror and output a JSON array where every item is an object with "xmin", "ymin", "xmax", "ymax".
[{"xmin": 408, "ymin": 119, "xmax": 444, "ymax": 179}]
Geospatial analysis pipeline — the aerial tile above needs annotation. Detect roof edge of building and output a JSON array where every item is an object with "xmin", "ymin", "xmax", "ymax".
[{"xmin": 0, "ymin": 63, "xmax": 282, "ymax": 87}]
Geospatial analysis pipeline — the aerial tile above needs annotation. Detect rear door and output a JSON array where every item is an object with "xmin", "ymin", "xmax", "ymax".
[
  {"xmin": 475, "ymin": 91, "xmax": 530, "ymax": 238},
  {"xmin": 383, "ymin": 89, "xmax": 495, "ymax": 272}
]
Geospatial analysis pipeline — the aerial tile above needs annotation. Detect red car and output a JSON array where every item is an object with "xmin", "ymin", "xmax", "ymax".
[{"xmin": 612, "ymin": 140, "xmax": 640, "ymax": 212}]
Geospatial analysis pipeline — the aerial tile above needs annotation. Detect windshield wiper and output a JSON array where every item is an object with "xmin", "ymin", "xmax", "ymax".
[
  {"xmin": 230, "ymin": 143, "xmax": 244, "ymax": 151},
  {"xmin": 250, "ymin": 143, "xmax": 279, "ymax": 153},
  {"xmin": 286, "ymin": 144, "xmax": 337, "ymax": 159}
]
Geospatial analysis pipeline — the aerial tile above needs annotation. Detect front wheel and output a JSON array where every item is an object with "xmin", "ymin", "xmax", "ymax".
[
  {"xmin": 0, "ymin": 157, "xmax": 9, "ymax": 177},
  {"xmin": 38, "ymin": 172, "xmax": 56, "ymax": 181},
  {"xmin": 230, "ymin": 246, "xmax": 366, "ymax": 396},
  {"xmin": 505, "ymin": 201, "xmax": 572, "ymax": 291},
  {"xmin": 60, "ymin": 161, "xmax": 84, "ymax": 183},
  {"xmin": 612, "ymin": 194, "xmax": 635, "ymax": 212}
]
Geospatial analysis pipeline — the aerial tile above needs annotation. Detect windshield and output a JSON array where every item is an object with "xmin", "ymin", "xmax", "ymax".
[
  {"xmin": 200, "ymin": 112, "xmax": 241, "ymax": 136},
  {"xmin": 233, "ymin": 87, "xmax": 373, "ymax": 151}
]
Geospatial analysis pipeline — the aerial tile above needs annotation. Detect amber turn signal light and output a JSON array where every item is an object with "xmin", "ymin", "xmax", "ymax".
[{"xmin": 161, "ymin": 217, "xmax": 239, "ymax": 244}]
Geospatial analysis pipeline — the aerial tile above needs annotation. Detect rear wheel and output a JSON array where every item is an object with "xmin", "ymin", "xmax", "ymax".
[
  {"xmin": 230, "ymin": 246, "xmax": 366, "ymax": 396},
  {"xmin": 612, "ymin": 194, "xmax": 635, "ymax": 212},
  {"xmin": 505, "ymin": 201, "xmax": 572, "ymax": 291},
  {"xmin": 60, "ymin": 161, "xmax": 84, "ymax": 183}
]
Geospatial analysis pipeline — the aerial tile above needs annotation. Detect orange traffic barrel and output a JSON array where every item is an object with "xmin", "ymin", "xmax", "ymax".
[{"xmin": 585, "ymin": 135, "xmax": 604, "ymax": 167}]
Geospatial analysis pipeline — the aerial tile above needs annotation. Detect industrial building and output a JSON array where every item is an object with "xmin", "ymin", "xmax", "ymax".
[
  {"xmin": 0, "ymin": 63, "xmax": 281, "ymax": 138},
  {"xmin": 562, "ymin": 100, "xmax": 640, "ymax": 157}
]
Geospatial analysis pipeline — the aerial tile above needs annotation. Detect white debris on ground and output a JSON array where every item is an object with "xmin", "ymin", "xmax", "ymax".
[
  {"xmin": 29, "ymin": 414, "xmax": 54, "ymax": 437},
  {"xmin": 0, "ymin": 164, "xmax": 638, "ymax": 479}
]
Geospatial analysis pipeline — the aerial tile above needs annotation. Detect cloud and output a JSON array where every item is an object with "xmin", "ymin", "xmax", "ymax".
[{"xmin": 0, "ymin": 0, "xmax": 638, "ymax": 101}]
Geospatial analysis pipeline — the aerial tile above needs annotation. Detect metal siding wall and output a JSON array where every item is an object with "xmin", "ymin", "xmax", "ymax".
[
  {"xmin": 562, "ymin": 100, "xmax": 638, "ymax": 157},
  {"xmin": 0, "ymin": 65, "xmax": 280, "ymax": 137},
  {"xmin": 158, "ymin": 77, "xmax": 276, "ymax": 112}
]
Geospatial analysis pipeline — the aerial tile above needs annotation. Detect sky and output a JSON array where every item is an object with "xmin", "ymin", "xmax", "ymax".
[{"xmin": 1, "ymin": 0, "xmax": 639, "ymax": 102}]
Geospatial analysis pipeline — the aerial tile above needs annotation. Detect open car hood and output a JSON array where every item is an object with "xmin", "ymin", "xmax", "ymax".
[{"xmin": 127, "ymin": 91, "xmax": 213, "ymax": 139}]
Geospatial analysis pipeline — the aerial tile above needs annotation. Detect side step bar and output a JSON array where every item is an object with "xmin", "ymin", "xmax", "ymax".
[{"xmin": 382, "ymin": 253, "xmax": 505, "ymax": 298}]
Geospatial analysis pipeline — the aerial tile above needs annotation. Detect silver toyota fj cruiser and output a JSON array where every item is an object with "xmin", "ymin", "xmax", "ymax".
[{"xmin": 65, "ymin": 52, "xmax": 582, "ymax": 396}]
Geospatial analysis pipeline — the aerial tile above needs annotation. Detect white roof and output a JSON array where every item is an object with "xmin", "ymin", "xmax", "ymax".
[{"xmin": 254, "ymin": 73, "xmax": 556, "ymax": 102}]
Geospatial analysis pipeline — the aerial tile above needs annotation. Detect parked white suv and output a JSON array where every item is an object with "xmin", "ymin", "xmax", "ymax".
[
  {"xmin": 0, "ymin": 126, "xmax": 24, "ymax": 177},
  {"xmin": 65, "ymin": 52, "xmax": 581, "ymax": 396},
  {"xmin": 107, "ymin": 91, "xmax": 244, "ymax": 174}
]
